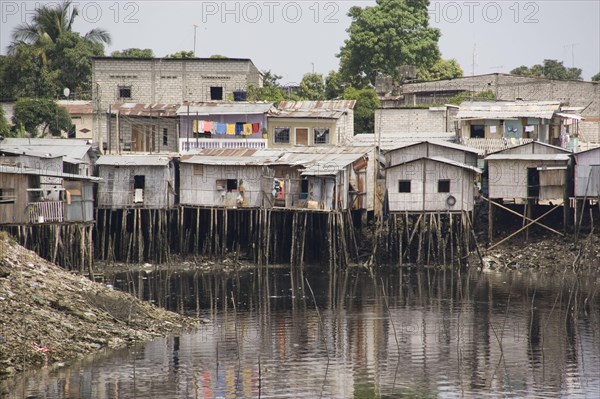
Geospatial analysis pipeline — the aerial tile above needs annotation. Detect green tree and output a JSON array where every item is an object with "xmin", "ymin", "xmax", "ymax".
[
  {"xmin": 12, "ymin": 98, "xmax": 71, "ymax": 137},
  {"xmin": 0, "ymin": 44, "xmax": 60, "ymax": 98},
  {"xmin": 417, "ymin": 58, "xmax": 463, "ymax": 81},
  {"xmin": 0, "ymin": 106, "xmax": 11, "ymax": 137},
  {"xmin": 261, "ymin": 70, "xmax": 283, "ymax": 87},
  {"xmin": 210, "ymin": 54, "xmax": 228, "ymax": 59},
  {"xmin": 338, "ymin": 0, "xmax": 441, "ymax": 87},
  {"xmin": 4, "ymin": 0, "xmax": 109, "ymax": 99},
  {"xmin": 297, "ymin": 73, "xmax": 326, "ymax": 100},
  {"xmin": 342, "ymin": 87, "xmax": 380, "ymax": 133},
  {"xmin": 247, "ymin": 85, "xmax": 284, "ymax": 103},
  {"xmin": 591, "ymin": 72, "xmax": 600, "ymax": 82},
  {"xmin": 50, "ymin": 31, "xmax": 104, "ymax": 97},
  {"xmin": 166, "ymin": 50, "xmax": 195, "ymax": 58},
  {"xmin": 111, "ymin": 48, "xmax": 154, "ymax": 58},
  {"xmin": 510, "ymin": 59, "xmax": 582, "ymax": 80},
  {"xmin": 325, "ymin": 70, "xmax": 346, "ymax": 99}
]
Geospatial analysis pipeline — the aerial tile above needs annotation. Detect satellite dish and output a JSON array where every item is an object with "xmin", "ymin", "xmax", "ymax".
[{"xmin": 63, "ymin": 88, "xmax": 70, "ymax": 98}]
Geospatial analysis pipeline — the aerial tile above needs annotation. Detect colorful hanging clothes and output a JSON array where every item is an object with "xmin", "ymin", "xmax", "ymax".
[
  {"xmin": 252, "ymin": 123, "xmax": 260, "ymax": 134},
  {"xmin": 216, "ymin": 123, "xmax": 227, "ymax": 135},
  {"xmin": 203, "ymin": 120, "xmax": 212, "ymax": 133},
  {"xmin": 226, "ymin": 124, "xmax": 236, "ymax": 135},
  {"xmin": 243, "ymin": 123, "xmax": 253, "ymax": 136},
  {"xmin": 192, "ymin": 119, "xmax": 198, "ymax": 133},
  {"xmin": 235, "ymin": 123, "xmax": 244, "ymax": 136}
]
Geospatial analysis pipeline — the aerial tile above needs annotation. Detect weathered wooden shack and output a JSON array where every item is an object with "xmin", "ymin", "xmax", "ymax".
[
  {"xmin": 96, "ymin": 155, "xmax": 176, "ymax": 209},
  {"xmin": 179, "ymin": 149, "xmax": 279, "ymax": 208},
  {"xmin": 572, "ymin": 147, "xmax": 600, "ymax": 199},
  {"xmin": 385, "ymin": 140, "xmax": 478, "ymax": 168},
  {"xmin": 267, "ymin": 147, "xmax": 370, "ymax": 211},
  {"xmin": 385, "ymin": 157, "xmax": 481, "ymax": 213},
  {"xmin": 1, "ymin": 138, "xmax": 96, "ymax": 176},
  {"xmin": 456, "ymin": 101, "xmax": 581, "ymax": 154},
  {"xmin": 0, "ymin": 165, "xmax": 98, "ymax": 225},
  {"xmin": 485, "ymin": 141, "xmax": 571, "ymax": 202}
]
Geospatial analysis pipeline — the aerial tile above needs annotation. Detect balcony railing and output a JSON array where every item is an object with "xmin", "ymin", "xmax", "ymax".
[
  {"xmin": 462, "ymin": 138, "xmax": 534, "ymax": 155},
  {"xmin": 179, "ymin": 138, "xmax": 268, "ymax": 153},
  {"xmin": 26, "ymin": 201, "xmax": 64, "ymax": 223}
]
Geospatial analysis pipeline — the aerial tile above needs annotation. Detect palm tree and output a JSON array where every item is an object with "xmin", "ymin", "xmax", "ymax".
[{"xmin": 9, "ymin": 0, "xmax": 111, "ymax": 57}]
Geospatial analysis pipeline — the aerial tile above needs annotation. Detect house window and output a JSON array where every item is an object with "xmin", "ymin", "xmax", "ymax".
[
  {"xmin": 226, "ymin": 179, "xmax": 238, "ymax": 192},
  {"xmin": 210, "ymin": 86, "xmax": 223, "ymax": 100},
  {"xmin": 274, "ymin": 127, "xmax": 290, "ymax": 144},
  {"xmin": 313, "ymin": 127, "xmax": 330, "ymax": 145},
  {"xmin": 398, "ymin": 180, "xmax": 411, "ymax": 193},
  {"xmin": 0, "ymin": 188, "xmax": 16, "ymax": 204},
  {"xmin": 134, "ymin": 175, "xmax": 145, "ymax": 190},
  {"xmin": 163, "ymin": 128, "xmax": 168, "ymax": 146},
  {"xmin": 438, "ymin": 180, "xmax": 450, "ymax": 193},
  {"xmin": 193, "ymin": 165, "xmax": 204, "ymax": 176},
  {"xmin": 470, "ymin": 124, "xmax": 485, "ymax": 138},
  {"xmin": 118, "ymin": 86, "xmax": 132, "ymax": 99}
]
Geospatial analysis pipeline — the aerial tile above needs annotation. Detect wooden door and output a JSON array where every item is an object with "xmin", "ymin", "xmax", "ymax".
[{"xmin": 295, "ymin": 128, "xmax": 309, "ymax": 145}]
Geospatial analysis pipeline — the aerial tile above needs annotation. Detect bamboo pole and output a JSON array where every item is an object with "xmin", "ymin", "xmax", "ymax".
[
  {"xmin": 488, "ymin": 205, "xmax": 562, "ymax": 251},
  {"xmin": 481, "ymin": 196, "xmax": 564, "ymax": 237}
]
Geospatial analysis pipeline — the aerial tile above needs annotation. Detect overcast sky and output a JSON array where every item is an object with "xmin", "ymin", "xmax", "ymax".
[{"xmin": 1, "ymin": 1, "xmax": 599, "ymax": 83}]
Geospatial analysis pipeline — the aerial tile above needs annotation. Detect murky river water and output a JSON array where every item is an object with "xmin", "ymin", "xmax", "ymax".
[{"xmin": 4, "ymin": 266, "xmax": 600, "ymax": 398}]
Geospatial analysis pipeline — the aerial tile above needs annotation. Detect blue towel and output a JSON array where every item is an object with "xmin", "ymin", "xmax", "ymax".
[
  {"xmin": 216, "ymin": 122, "xmax": 226, "ymax": 135},
  {"xmin": 235, "ymin": 122, "xmax": 244, "ymax": 136}
]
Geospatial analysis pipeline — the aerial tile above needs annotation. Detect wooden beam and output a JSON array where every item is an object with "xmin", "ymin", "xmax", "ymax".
[
  {"xmin": 481, "ymin": 196, "xmax": 564, "ymax": 237},
  {"xmin": 487, "ymin": 205, "xmax": 562, "ymax": 250}
]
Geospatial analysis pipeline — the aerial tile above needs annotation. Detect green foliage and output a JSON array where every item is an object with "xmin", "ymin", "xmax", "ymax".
[
  {"xmin": 247, "ymin": 84, "xmax": 284, "ymax": 103},
  {"xmin": 111, "ymin": 48, "xmax": 154, "ymax": 58},
  {"xmin": 338, "ymin": 0, "xmax": 441, "ymax": 87},
  {"xmin": 4, "ymin": 0, "xmax": 109, "ymax": 99},
  {"xmin": 591, "ymin": 72, "xmax": 600, "ymax": 82},
  {"xmin": 342, "ymin": 86, "xmax": 380, "ymax": 133},
  {"xmin": 0, "ymin": 44, "xmax": 60, "ymax": 98},
  {"xmin": 447, "ymin": 90, "xmax": 496, "ymax": 105},
  {"xmin": 12, "ymin": 98, "xmax": 71, "ymax": 137},
  {"xmin": 510, "ymin": 59, "xmax": 582, "ymax": 80},
  {"xmin": 261, "ymin": 70, "xmax": 283, "ymax": 87},
  {"xmin": 0, "ymin": 106, "xmax": 11, "ymax": 137},
  {"xmin": 417, "ymin": 58, "xmax": 464, "ymax": 81},
  {"xmin": 325, "ymin": 70, "xmax": 345, "ymax": 99},
  {"xmin": 210, "ymin": 54, "xmax": 228, "ymax": 59},
  {"xmin": 166, "ymin": 51, "xmax": 195, "ymax": 59},
  {"xmin": 297, "ymin": 73, "xmax": 326, "ymax": 100}
]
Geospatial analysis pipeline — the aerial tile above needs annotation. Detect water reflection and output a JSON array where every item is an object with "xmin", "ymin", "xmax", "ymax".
[{"xmin": 4, "ymin": 267, "xmax": 600, "ymax": 398}]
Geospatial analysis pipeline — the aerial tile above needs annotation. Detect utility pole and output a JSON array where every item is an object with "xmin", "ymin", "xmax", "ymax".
[{"xmin": 563, "ymin": 43, "xmax": 578, "ymax": 68}]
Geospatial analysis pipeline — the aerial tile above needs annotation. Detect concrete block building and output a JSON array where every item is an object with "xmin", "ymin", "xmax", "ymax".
[{"xmin": 92, "ymin": 57, "xmax": 263, "ymax": 151}]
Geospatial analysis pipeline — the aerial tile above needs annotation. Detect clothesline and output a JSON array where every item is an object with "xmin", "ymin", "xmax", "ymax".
[{"xmin": 192, "ymin": 120, "xmax": 261, "ymax": 136}]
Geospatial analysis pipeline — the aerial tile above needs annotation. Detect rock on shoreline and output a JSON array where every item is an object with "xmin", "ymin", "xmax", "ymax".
[{"xmin": 0, "ymin": 234, "xmax": 198, "ymax": 383}]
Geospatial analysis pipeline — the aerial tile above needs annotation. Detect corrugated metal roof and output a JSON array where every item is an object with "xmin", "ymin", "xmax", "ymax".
[
  {"xmin": 348, "ymin": 132, "xmax": 456, "ymax": 150},
  {"xmin": 180, "ymin": 146, "xmax": 370, "ymax": 172},
  {"xmin": 457, "ymin": 101, "xmax": 561, "ymax": 119},
  {"xmin": 0, "ymin": 164, "xmax": 100, "ymax": 181},
  {"xmin": 270, "ymin": 100, "xmax": 356, "ymax": 120},
  {"xmin": 487, "ymin": 140, "xmax": 571, "ymax": 155},
  {"xmin": 386, "ymin": 157, "xmax": 482, "ymax": 174},
  {"xmin": 277, "ymin": 100, "xmax": 356, "ymax": 110},
  {"xmin": 111, "ymin": 103, "xmax": 179, "ymax": 117},
  {"xmin": 385, "ymin": 140, "xmax": 479, "ymax": 155},
  {"xmin": 176, "ymin": 102, "xmax": 274, "ymax": 116},
  {"xmin": 0, "ymin": 139, "xmax": 92, "ymax": 161},
  {"xmin": 485, "ymin": 153, "xmax": 571, "ymax": 161},
  {"xmin": 555, "ymin": 112, "xmax": 582, "ymax": 120},
  {"xmin": 181, "ymin": 148, "xmax": 280, "ymax": 165},
  {"xmin": 57, "ymin": 100, "xmax": 94, "ymax": 115},
  {"xmin": 96, "ymin": 155, "xmax": 172, "ymax": 166}
]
